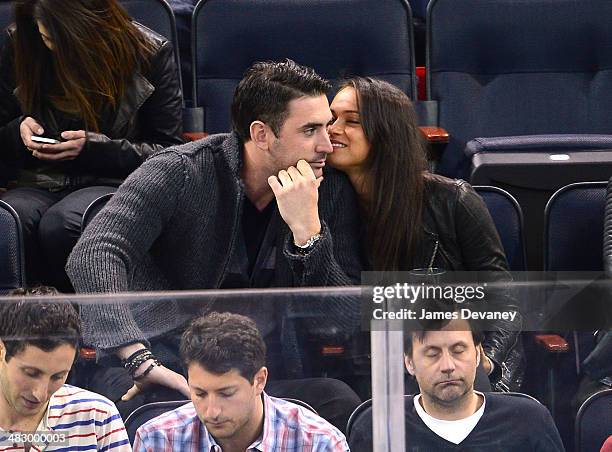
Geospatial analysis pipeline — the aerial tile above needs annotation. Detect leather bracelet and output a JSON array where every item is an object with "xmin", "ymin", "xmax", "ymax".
[
  {"xmin": 124, "ymin": 351, "xmax": 152, "ymax": 370},
  {"xmin": 127, "ymin": 353, "xmax": 154, "ymax": 376},
  {"xmin": 123, "ymin": 350, "xmax": 155, "ymax": 376},
  {"xmin": 133, "ymin": 360, "xmax": 160, "ymax": 381},
  {"xmin": 121, "ymin": 348, "xmax": 149, "ymax": 367}
]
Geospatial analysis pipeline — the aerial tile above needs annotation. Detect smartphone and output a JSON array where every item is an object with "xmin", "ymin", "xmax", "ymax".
[{"xmin": 31, "ymin": 135, "xmax": 60, "ymax": 144}]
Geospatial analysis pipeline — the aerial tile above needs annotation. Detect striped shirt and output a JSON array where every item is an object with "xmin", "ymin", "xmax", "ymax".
[
  {"xmin": 0, "ymin": 384, "xmax": 130, "ymax": 452},
  {"xmin": 134, "ymin": 392, "xmax": 349, "ymax": 451}
]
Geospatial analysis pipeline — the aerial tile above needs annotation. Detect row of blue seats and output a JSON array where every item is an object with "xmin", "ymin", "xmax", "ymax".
[
  {"xmin": 4, "ymin": 0, "xmax": 612, "ymax": 156},
  {"xmin": 3, "ymin": 0, "xmax": 612, "ymax": 185},
  {"xmin": 2, "ymin": 180, "xmax": 609, "ymax": 293}
]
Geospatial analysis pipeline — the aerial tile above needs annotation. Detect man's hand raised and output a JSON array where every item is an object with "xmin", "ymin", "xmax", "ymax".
[{"xmin": 268, "ymin": 159, "xmax": 322, "ymax": 245}]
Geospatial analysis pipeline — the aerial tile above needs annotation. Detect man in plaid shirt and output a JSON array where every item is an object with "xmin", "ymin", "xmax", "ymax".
[{"xmin": 133, "ymin": 312, "xmax": 349, "ymax": 451}]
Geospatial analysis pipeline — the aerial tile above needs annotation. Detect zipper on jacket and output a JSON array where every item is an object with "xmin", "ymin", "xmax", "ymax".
[{"xmin": 428, "ymin": 239, "xmax": 439, "ymax": 271}]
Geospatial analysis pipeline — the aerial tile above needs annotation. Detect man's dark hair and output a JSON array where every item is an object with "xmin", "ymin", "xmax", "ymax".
[
  {"xmin": 180, "ymin": 312, "xmax": 266, "ymax": 381},
  {"xmin": 0, "ymin": 286, "xmax": 81, "ymax": 361},
  {"xmin": 231, "ymin": 59, "xmax": 331, "ymax": 141},
  {"xmin": 403, "ymin": 303, "xmax": 484, "ymax": 357}
]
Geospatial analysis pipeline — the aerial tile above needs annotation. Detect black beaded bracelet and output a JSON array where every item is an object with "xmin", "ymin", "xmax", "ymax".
[
  {"xmin": 126, "ymin": 353, "xmax": 154, "ymax": 376},
  {"xmin": 133, "ymin": 360, "xmax": 160, "ymax": 381},
  {"xmin": 121, "ymin": 348, "xmax": 149, "ymax": 368}
]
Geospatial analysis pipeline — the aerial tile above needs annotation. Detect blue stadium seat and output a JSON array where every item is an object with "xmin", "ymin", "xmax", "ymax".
[
  {"xmin": 120, "ymin": 0, "xmax": 184, "ymax": 100},
  {"xmin": 544, "ymin": 182, "xmax": 607, "ymax": 272},
  {"xmin": 603, "ymin": 177, "xmax": 612, "ymax": 276},
  {"xmin": 427, "ymin": 0, "xmax": 612, "ymax": 180},
  {"xmin": 408, "ymin": 0, "xmax": 428, "ymax": 19},
  {"xmin": 0, "ymin": 199, "xmax": 25, "ymax": 293},
  {"xmin": 575, "ymin": 389, "xmax": 612, "ymax": 452},
  {"xmin": 474, "ymin": 186, "xmax": 526, "ymax": 271},
  {"xmin": 192, "ymin": 0, "xmax": 416, "ymax": 134},
  {"xmin": 81, "ymin": 193, "xmax": 114, "ymax": 233},
  {"xmin": 0, "ymin": 2, "xmax": 13, "ymax": 49}
]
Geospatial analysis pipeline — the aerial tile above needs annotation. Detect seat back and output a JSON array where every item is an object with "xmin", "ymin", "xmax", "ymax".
[
  {"xmin": 346, "ymin": 398, "xmax": 372, "ymax": 439},
  {"xmin": 544, "ymin": 182, "xmax": 607, "ymax": 271},
  {"xmin": 282, "ymin": 398, "xmax": 318, "ymax": 414},
  {"xmin": 81, "ymin": 193, "xmax": 114, "ymax": 233},
  {"xmin": 474, "ymin": 186, "xmax": 526, "ymax": 271},
  {"xmin": 427, "ymin": 0, "xmax": 612, "ymax": 178},
  {"xmin": 0, "ymin": 199, "xmax": 25, "ymax": 293},
  {"xmin": 408, "ymin": 0, "xmax": 428, "ymax": 19},
  {"xmin": 124, "ymin": 400, "xmax": 190, "ymax": 444},
  {"xmin": 119, "ymin": 0, "xmax": 183, "ymax": 96},
  {"xmin": 193, "ymin": 0, "xmax": 415, "ymax": 134},
  {"xmin": 575, "ymin": 389, "xmax": 612, "ymax": 452},
  {"xmin": 603, "ymin": 177, "xmax": 612, "ymax": 276},
  {"xmin": 0, "ymin": 2, "xmax": 13, "ymax": 48}
]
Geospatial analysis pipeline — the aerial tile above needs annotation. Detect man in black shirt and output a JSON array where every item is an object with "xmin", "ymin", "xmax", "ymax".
[{"xmin": 349, "ymin": 317, "xmax": 565, "ymax": 451}]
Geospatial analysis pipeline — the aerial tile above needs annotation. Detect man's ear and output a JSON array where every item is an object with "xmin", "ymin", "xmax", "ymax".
[
  {"xmin": 253, "ymin": 367, "xmax": 268, "ymax": 395},
  {"xmin": 250, "ymin": 121, "xmax": 271, "ymax": 151},
  {"xmin": 404, "ymin": 355, "xmax": 415, "ymax": 376}
]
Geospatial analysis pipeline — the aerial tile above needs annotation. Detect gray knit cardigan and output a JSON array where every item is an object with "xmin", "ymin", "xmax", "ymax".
[{"xmin": 66, "ymin": 133, "xmax": 362, "ymax": 373}]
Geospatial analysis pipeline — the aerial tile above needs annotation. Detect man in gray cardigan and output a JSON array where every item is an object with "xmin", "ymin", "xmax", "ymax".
[{"xmin": 66, "ymin": 60, "xmax": 362, "ymax": 430}]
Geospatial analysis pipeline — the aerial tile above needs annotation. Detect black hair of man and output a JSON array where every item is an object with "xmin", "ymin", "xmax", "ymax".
[
  {"xmin": 230, "ymin": 59, "xmax": 331, "ymax": 141},
  {"xmin": 180, "ymin": 312, "xmax": 266, "ymax": 382},
  {"xmin": 403, "ymin": 302, "xmax": 485, "ymax": 357},
  {"xmin": 0, "ymin": 286, "xmax": 81, "ymax": 361}
]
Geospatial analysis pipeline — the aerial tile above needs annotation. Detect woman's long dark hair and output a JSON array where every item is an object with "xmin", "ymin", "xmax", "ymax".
[
  {"xmin": 343, "ymin": 77, "xmax": 428, "ymax": 270},
  {"xmin": 13, "ymin": 0, "xmax": 154, "ymax": 131}
]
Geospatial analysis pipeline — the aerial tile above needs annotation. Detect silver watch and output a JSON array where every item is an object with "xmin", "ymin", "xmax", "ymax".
[{"xmin": 294, "ymin": 232, "xmax": 322, "ymax": 251}]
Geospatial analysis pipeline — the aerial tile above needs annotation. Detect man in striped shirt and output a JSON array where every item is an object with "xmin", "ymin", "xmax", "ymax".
[
  {"xmin": 0, "ymin": 287, "xmax": 130, "ymax": 451},
  {"xmin": 134, "ymin": 312, "xmax": 349, "ymax": 451}
]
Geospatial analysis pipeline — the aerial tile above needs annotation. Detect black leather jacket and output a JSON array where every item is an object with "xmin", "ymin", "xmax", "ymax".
[
  {"xmin": 414, "ymin": 174, "xmax": 524, "ymax": 391},
  {"xmin": 0, "ymin": 23, "xmax": 184, "ymax": 188}
]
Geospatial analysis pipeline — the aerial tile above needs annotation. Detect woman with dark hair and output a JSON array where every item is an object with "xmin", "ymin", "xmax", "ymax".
[
  {"xmin": 0, "ymin": 0, "xmax": 183, "ymax": 290},
  {"xmin": 327, "ymin": 77, "xmax": 524, "ymax": 392}
]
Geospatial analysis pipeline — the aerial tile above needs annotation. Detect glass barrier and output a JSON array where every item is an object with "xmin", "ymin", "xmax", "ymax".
[
  {"xmin": 367, "ymin": 272, "xmax": 612, "ymax": 452},
  {"xmin": 0, "ymin": 286, "xmax": 366, "ymax": 450},
  {"xmin": 0, "ymin": 274, "xmax": 611, "ymax": 450}
]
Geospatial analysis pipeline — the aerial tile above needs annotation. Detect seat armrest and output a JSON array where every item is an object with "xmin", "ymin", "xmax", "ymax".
[
  {"xmin": 534, "ymin": 334, "xmax": 569, "ymax": 352},
  {"xmin": 79, "ymin": 347, "xmax": 97, "ymax": 360},
  {"xmin": 465, "ymin": 134, "xmax": 612, "ymax": 157},
  {"xmin": 419, "ymin": 126, "xmax": 449, "ymax": 144},
  {"xmin": 183, "ymin": 132, "xmax": 208, "ymax": 141},
  {"xmin": 182, "ymin": 106, "xmax": 205, "ymax": 142}
]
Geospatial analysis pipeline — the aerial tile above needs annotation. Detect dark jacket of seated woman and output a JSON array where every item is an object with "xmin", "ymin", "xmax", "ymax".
[
  {"xmin": 0, "ymin": 0, "xmax": 183, "ymax": 290},
  {"xmin": 413, "ymin": 173, "xmax": 524, "ymax": 392},
  {"xmin": 0, "ymin": 22, "xmax": 183, "ymax": 188}
]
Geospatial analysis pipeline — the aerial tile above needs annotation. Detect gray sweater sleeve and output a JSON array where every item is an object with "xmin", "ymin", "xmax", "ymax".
[
  {"xmin": 65, "ymin": 150, "xmax": 187, "ymax": 348},
  {"xmin": 282, "ymin": 171, "xmax": 362, "ymax": 332}
]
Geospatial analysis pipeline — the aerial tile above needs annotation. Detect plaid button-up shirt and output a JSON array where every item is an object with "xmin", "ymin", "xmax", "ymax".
[{"xmin": 133, "ymin": 392, "xmax": 349, "ymax": 451}]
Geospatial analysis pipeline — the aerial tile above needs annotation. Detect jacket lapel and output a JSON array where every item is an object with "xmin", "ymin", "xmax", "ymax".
[{"xmin": 109, "ymin": 72, "xmax": 154, "ymax": 136}]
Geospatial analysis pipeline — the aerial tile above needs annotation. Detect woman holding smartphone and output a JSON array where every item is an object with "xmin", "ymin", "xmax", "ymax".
[
  {"xmin": 326, "ymin": 77, "xmax": 524, "ymax": 392},
  {"xmin": 0, "ymin": 0, "xmax": 183, "ymax": 289}
]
